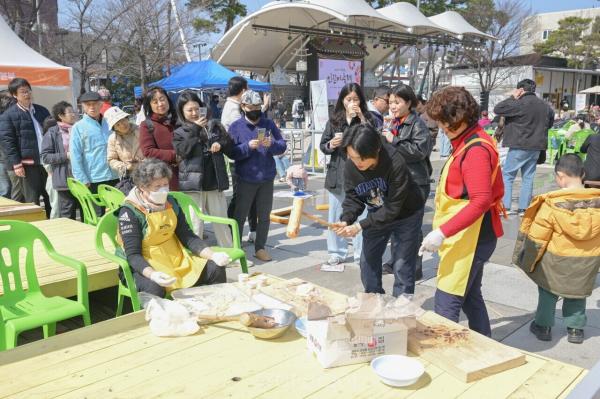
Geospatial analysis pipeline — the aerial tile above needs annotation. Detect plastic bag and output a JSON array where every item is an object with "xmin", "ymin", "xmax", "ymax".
[{"xmin": 145, "ymin": 297, "xmax": 200, "ymax": 337}]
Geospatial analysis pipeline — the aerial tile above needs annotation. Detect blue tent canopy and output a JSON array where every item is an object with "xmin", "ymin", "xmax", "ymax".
[{"xmin": 134, "ymin": 60, "xmax": 271, "ymax": 97}]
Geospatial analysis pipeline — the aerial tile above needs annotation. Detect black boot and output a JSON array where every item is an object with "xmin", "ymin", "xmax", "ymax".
[
  {"xmin": 529, "ymin": 321, "xmax": 552, "ymax": 341},
  {"xmin": 567, "ymin": 328, "xmax": 584, "ymax": 344}
]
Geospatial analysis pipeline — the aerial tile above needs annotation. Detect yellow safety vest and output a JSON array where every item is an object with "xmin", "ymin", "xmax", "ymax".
[{"xmin": 432, "ymin": 138, "xmax": 501, "ymax": 296}]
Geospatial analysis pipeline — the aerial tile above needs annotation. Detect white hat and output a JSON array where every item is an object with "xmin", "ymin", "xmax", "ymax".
[
  {"xmin": 104, "ymin": 106, "xmax": 130, "ymax": 130},
  {"xmin": 241, "ymin": 90, "xmax": 263, "ymax": 106}
]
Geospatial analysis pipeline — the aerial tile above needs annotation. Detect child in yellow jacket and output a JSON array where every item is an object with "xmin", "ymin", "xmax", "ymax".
[{"xmin": 513, "ymin": 154, "xmax": 600, "ymax": 344}]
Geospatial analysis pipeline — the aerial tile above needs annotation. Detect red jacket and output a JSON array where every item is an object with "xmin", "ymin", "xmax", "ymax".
[
  {"xmin": 139, "ymin": 113, "xmax": 179, "ymax": 190},
  {"xmin": 100, "ymin": 102, "xmax": 112, "ymax": 115},
  {"xmin": 440, "ymin": 125, "xmax": 504, "ymax": 239}
]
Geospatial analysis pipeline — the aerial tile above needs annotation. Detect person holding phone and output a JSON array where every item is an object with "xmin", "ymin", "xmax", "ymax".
[
  {"xmin": 173, "ymin": 91, "xmax": 234, "ymax": 248},
  {"xmin": 228, "ymin": 90, "xmax": 287, "ymax": 262},
  {"xmin": 320, "ymin": 83, "xmax": 375, "ymax": 268}
]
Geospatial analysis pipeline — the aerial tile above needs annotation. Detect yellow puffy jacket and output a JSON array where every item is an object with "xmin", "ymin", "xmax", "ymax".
[{"xmin": 513, "ymin": 188, "xmax": 600, "ymax": 298}]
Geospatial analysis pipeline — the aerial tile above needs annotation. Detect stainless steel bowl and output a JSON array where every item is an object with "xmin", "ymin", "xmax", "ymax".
[{"xmin": 245, "ymin": 309, "xmax": 296, "ymax": 339}]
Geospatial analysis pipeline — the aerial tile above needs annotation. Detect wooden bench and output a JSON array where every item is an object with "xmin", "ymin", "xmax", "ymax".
[
  {"xmin": 0, "ymin": 218, "xmax": 118, "ymax": 298},
  {"xmin": 0, "ymin": 196, "xmax": 46, "ymax": 222}
]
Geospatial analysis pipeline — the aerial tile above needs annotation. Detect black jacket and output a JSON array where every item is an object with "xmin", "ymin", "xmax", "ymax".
[
  {"xmin": 493, "ymin": 92, "xmax": 554, "ymax": 151},
  {"xmin": 389, "ymin": 111, "xmax": 433, "ymax": 189},
  {"xmin": 340, "ymin": 141, "xmax": 425, "ymax": 231},
  {"xmin": 582, "ymin": 134, "xmax": 600, "ymax": 181},
  {"xmin": 173, "ymin": 120, "xmax": 232, "ymax": 192},
  {"xmin": 0, "ymin": 103, "xmax": 50, "ymax": 167},
  {"xmin": 320, "ymin": 113, "xmax": 375, "ymax": 195},
  {"xmin": 40, "ymin": 125, "xmax": 71, "ymax": 191}
]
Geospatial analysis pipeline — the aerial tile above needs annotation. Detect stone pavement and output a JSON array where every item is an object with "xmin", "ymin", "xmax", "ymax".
[{"xmin": 213, "ymin": 156, "xmax": 599, "ymax": 370}]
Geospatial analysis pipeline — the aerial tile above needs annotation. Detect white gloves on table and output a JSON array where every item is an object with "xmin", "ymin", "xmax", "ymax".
[
  {"xmin": 212, "ymin": 252, "xmax": 233, "ymax": 267},
  {"xmin": 418, "ymin": 229, "xmax": 446, "ymax": 256},
  {"xmin": 150, "ymin": 271, "xmax": 177, "ymax": 287}
]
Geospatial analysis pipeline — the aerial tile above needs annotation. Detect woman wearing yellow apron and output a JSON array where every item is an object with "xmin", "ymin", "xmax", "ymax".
[
  {"xmin": 420, "ymin": 87, "xmax": 505, "ymax": 337},
  {"xmin": 117, "ymin": 158, "xmax": 233, "ymax": 298}
]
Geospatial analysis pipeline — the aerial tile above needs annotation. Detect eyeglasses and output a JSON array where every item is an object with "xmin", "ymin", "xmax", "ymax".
[{"xmin": 376, "ymin": 97, "xmax": 389, "ymax": 105}]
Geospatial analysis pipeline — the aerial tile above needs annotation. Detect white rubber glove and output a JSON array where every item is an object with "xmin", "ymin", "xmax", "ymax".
[
  {"xmin": 211, "ymin": 252, "xmax": 232, "ymax": 267},
  {"xmin": 418, "ymin": 229, "xmax": 446, "ymax": 256},
  {"xmin": 150, "ymin": 271, "xmax": 177, "ymax": 287}
]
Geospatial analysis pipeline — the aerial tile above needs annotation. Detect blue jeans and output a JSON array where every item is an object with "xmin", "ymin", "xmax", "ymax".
[
  {"xmin": 293, "ymin": 118, "xmax": 302, "ymax": 129},
  {"xmin": 327, "ymin": 191, "xmax": 366, "ymax": 262},
  {"xmin": 0, "ymin": 163, "xmax": 11, "ymax": 198},
  {"xmin": 361, "ymin": 209, "xmax": 424, "ymax": 296},
  {"xmin": 502, "ymin": 148, "xmax": 539, "ymax": 210},
  {"xmin": 274, "ymin": 156, "xmax": 290, "ymax": 178},
  {"xmin": 439, "ymin": 130, "xmax": 452, "ymax": 157}
]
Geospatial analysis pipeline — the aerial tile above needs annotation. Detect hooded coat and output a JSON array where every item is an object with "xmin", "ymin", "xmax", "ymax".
[{"xmin": 513, "ymin": 188, "xmax": 600, "ymax": 298}]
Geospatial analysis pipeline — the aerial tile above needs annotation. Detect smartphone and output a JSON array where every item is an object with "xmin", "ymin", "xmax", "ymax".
[
  {"xmin": 199, "ymin": 107, "xmax": 208, "ymax": 118},
  {"xmin": 257, "ymin": 128, "xmax": 266, "ymax": 142}
]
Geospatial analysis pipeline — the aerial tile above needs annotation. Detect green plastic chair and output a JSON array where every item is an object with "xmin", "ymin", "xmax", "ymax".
[
  {"xmin": 98, "ymin": 184, "xmax": 126, "ymax": 211},
  {"xmin": 67, "ymin": 178, "xmax": 105, "ymax": 226},
  {"xmin": 169, "ymin": 191, "xmax": 248, "ymax": 273},
  {"xmin": 95, "ymin": 213, "xmax": 141, "ymax": 317},
  {"xmin": 0, "ymin": 220, "xmax": 90, "ymax": 350},
  {"xmin": 564, "ymin": 129, "xmax": 595, "ymax": 159},
  {"xmin": 547, "ymin": 129, "xmax": 564, "ymax": 165}
]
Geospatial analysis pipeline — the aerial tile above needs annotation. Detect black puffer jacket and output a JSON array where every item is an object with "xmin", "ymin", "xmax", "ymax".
[
  {"xmin": 493, "ymin": 92, "xmax": 555, "ymax": 151},
  {"xmin": 173, "ymin": 120, "xmax": 232, "ymax": 192},
  {"xmin": 389, "ymin": 111, "xmax": 433, "ymax": 191},
  {"xmin": 0, "ymin": 103, "xmax": 50, "ymax": 167},
  {"xmin": 320, "ymin": 113, "xmax": 375, "ymax": 195}
]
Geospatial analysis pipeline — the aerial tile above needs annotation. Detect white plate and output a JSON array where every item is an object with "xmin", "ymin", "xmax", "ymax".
[{"xmin": 371, "ymin": 355, "xmax": 425, "ymax": 387}]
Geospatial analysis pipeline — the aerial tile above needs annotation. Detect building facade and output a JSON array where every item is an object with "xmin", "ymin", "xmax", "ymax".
[{"xmin": 520, "ymin": 8, "xmax": 600, "ymax": 55}]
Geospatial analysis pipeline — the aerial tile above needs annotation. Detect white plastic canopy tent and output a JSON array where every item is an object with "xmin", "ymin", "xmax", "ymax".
[
  {"xmin": 580, "ymin": 86, "xmax": 600, "ymax": 94},
  {"xmin": 211, "ymin": 0, "xmax": 496, "ymax": 74},
  {"xmin": 0, "ymin": 16, "xmax": 74, "ymax": 109}
]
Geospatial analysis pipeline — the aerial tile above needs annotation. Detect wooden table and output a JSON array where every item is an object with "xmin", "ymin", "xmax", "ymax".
[
  {"xmin": 0, "ymin": 218, "xmax": 119, "ymax": 298},
  {"xmin": 0, "ymin": 196, "xmax": 46, "ymax": 222},
  {"xmin": 0, "ymin": 295, "xmax": 586, "ymax": 398}
]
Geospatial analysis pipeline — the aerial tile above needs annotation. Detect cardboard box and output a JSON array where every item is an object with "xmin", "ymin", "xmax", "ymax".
[{"xmin": 307, "ymin": 315, "xmax": 415, "ymax": 368}]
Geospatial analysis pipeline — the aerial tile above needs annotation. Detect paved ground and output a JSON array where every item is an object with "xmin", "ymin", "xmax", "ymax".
[{"xmin": 211, "ymin": 154, "xmax": 599, "ymax": 370}]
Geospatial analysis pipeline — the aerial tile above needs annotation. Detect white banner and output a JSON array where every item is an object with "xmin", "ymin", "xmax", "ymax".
[
  {"xmin": 575, "ymin": 94, "xmax": 587, "ymax": 111},
  {"xmin": 310, "ymin": 80, "xmax": 329, "ymax": 132}
]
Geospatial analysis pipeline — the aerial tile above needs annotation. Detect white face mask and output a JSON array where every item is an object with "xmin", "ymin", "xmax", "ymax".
[{"xmin": 147, "ymin": 186, "xmax": 169, "ymax": 205}]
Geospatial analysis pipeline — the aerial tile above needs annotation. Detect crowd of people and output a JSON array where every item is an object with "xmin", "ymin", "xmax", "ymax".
[{"xmin": 0, "ymin": 75, "xmax": 598, "ymax": 345}]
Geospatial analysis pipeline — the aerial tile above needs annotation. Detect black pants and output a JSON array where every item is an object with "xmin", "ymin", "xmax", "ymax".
[
  {"xmin": 89, "ymin": 179, "xmax": 119, "ymax": 217},
  {"xmin": 360, "ymin": 209, "xmax": 423, "ymax": 296},
  {"xmin": 133, "ymin": 260, "xmax": 226, "ymax": 298},
  {"xmin": 228, "ymin": 169, "xmax": 257, "ymax": 232},
  {"xmin": 233, "ymin": 179, "xmax": 274, "ymax": 252},
  {"xmin": 57, "ymin": 190, "xmax": 78, "ymax": 220},
  {"xmin": 434, "ymin": 238, "xmax": 497, "ymax": 337},
  {"xmin": 17, "ymin": 165, "xmax": 51, "ymax": 218}
]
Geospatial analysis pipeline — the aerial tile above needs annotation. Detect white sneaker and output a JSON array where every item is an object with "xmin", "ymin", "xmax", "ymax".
[
  {"xmin": 247, "ymin": 231, "xmax": 256, "ymax": 243},
  {"xmin": 326, "ymin": 256, "xmax": 343, "ymax": 266}
]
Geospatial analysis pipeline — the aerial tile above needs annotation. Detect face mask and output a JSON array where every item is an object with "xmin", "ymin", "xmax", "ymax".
[
  {"xmin": 245, "ymin": 110, "xmax": 262, "ymax": 121},
  {"xmin": 147, "ymin": 186, "xmax": 169, "ymax": 205}
]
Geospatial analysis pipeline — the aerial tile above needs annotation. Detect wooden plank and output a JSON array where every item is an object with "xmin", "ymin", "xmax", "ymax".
[
  {"xmin": 408, "ymin": 311, "xmax": 527, "ymax": 383},
  {"xmin": 504, "ymin": 359, "xmax": 585, "ymax": 399},
  {"xmin": 5, "ymin": 320, "xmax": 233, "ymax": 398},
  {"xmin": 558, "ymin": 370, "xmax": 589, "ymax": 399}
]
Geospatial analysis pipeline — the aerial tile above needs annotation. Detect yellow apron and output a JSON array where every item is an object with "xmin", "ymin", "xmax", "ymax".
[
  {"xmin": 127, "ymin": 201, "xmax": 206, "ymax": 293},
  {"xmin": 432, "ymin": 138, "xmax": 502, "ymax": 296}
]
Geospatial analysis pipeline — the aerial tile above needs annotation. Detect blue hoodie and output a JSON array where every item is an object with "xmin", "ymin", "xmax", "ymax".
[
  {"xmin": 70, "ymin": 114, "xmax": 117, "ymax": 184},
  {"xmin": 228, "ymin": 116, "xmax": 286, "ymax": 183}
]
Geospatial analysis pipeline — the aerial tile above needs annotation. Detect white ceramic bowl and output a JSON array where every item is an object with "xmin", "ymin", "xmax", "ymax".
[{"xmin": 371, "ymin": 355, "xmax": 425, "ymax": 387}]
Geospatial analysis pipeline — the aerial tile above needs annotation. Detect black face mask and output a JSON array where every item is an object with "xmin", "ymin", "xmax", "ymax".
[{"xmin": 245, "ymin": 110, "xmax": 262, "ymax": 121}]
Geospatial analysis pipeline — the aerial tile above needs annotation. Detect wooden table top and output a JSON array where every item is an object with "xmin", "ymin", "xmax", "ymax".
[
  {"xmin": 0, "ymin": 218, "xmax": 118, "ymax": 297},
  {"xmin": 0, "ymin": 284, "xmax": 586, "ymax": 398},
  {"xmin": 0, "ymin": 196, "xmax": 46, "ymax": 222}
]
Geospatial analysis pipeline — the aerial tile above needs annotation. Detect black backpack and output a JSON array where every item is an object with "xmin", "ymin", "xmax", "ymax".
[{"xmin": 296, "ymin": 101, "xmax": 305, "ymax": 115}]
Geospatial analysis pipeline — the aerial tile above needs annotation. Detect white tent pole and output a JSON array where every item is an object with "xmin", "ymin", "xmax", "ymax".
[
  {"xmin": 170, "ymin": 0, "xmax": 191, "ymax": 62},
  {"xmin": 217, "ymin": 22, "xmax": 250, "ymax": 64}
]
